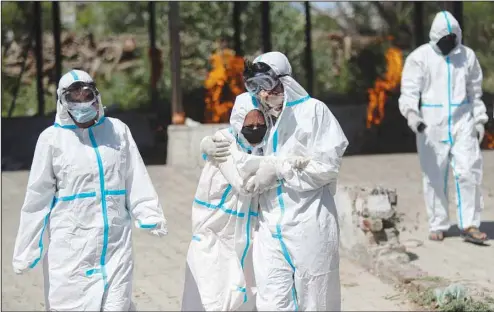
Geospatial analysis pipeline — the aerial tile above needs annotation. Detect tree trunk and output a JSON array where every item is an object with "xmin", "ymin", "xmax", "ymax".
[{"xmin": 168, "ymin": 2, "xmax": 184, "ymax": 123}]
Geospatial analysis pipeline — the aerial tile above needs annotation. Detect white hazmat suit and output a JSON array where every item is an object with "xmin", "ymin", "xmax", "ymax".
[
  {"xmin": 399, "ymin": 11, "xmax": 488, "ymax": 233},
  {"xmin": 182, "ymin": 95, "xmax": 264, "ymax": 311},
  {"xmin": 12, "ymin": 70, "xmax": 167, "ymax": 311},
  {"xmin": 247, "ymin": 52, "xmax": 349, "ymax": 311}
]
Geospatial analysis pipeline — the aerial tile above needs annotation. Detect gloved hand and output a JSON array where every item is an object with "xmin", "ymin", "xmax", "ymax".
[
  {"xmin": 287, "ymin": 156, "xmax": 310, "ymax": 170},
  {"xmin": 135, "ymin": 220, "xmax": 168, "ymax": 237},
  {"xmin": 150, "ymin": 226, "xmax": 168, "ymax": 238},
  {"xmin": 475, "ymin": 123, "xmax": 485, "ymax": 144},
  {"xmin": 13, "ymin": 265, "xmax": 27, "ymax": 275},
  {"xmin": 245, "ymin": 158, "xmax": 281, "ymax": 193},
  {"xmin": 407, "ymin": 112, "xmax": 427, "ymax": 134},
  {"xmin": 200, "ymin": 134, "xmax": 231, "ymax": 163},
  {"xmin": 417, "ymin": 122, "xmax": 427, "ymax": 133}
]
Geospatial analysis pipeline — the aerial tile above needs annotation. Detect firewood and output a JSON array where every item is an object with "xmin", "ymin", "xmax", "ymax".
[{"xmin": 2, "ymin": 31, "xmax": 145, "ymax": 90}]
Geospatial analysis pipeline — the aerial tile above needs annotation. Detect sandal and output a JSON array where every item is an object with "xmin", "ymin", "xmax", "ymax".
[
  {"xmin": 460, "ymin": 227, "xmax": 488, "ymax": 245},
  {"xmin": 428, "ymin": 231, "xmax": 444, "ymax": 241}
]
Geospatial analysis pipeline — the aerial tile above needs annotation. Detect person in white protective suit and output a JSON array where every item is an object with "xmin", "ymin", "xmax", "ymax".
[
  {"xmin": 398, "ymin": 11, "xmax": 489, "ymax": 244},
  {"xmin": 202, "ymin": 52, "xmax": 349, "ymax": 311},
  {"xmin": 12, "ymin": 69, "xmax": 167, "ymax": 311},
  {"xmin": 182, "ymin": 95, "xmax": 310, "ymax": 311}
]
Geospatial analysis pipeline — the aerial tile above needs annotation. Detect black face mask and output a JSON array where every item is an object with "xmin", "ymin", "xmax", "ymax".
[
  {"xmin": 436, "ymin": 33, "xmax": 457, "ymax": 56},
  {"xmin": 241, "ymin": 125, "xmax": 267, "ymax": 145}
]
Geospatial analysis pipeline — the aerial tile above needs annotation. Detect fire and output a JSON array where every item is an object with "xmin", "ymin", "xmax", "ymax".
[
  {"xmin": 366, "ymin": 43, "xmax": 404, "ymax": 128},
  {"xmin": 204, "ymin": 46, "xmax": 245, "ymax": 123},
  {"xmin": 483, "ymin": 131, "xmax": 494, "ymax": 149}
]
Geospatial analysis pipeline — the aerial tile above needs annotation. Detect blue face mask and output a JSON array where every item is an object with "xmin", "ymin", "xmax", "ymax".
[{"xmin": 68, "ymin": 104, "xmax": 98, "ymax": 124}]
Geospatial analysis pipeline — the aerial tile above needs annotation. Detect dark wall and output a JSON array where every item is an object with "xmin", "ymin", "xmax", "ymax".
[
  {"xmin": 2, "ymin": 94, "xmax": 492, "ymax": 171},
  {"xmin": 1, "ymin": 111, "xmax": 165, "ymax": 171}
]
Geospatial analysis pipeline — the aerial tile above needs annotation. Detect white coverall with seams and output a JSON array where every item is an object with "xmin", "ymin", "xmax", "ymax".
[
  {"xmin": 248, "ymin": 52, "xmax": 349, "ymax": 311},
  {"xmin": 12, "ymin": 70, "xmax": 167, "ymax": 311},
  {"xmin": 398, "ymin": 11, "xmax": 488, "ymax": 233},
  {"xmin": 182, "ymin": 95, "xmax": 265, "ymax": 311}
]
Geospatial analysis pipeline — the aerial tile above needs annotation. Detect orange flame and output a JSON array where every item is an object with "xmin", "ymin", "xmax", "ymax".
[
  {"xmin": 204, "ymin": 47, "xmax": 245, "ymax": 123},
  {"xmin": 483, "ymin": 131, "xmax": 494, "ymax": 149},
  {"xmin": 366, "ymin": 45, "xmax": 404, "ymax": 128}
]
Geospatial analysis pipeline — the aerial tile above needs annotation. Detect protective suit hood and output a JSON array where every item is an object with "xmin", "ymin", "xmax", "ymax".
[
  {"xmin": 55, "ymin": 70, "xmax": 105, "ymax": 127},
  {"xmin": 429, "ymin": 11, "xmax": 462, "ymax": 51},
  {"xmin": 253, "ymin": 52, "xmax": 309, "ymax": 109}
]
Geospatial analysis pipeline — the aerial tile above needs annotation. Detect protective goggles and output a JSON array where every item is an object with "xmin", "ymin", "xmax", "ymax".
[
  {"xmin": 243, "ymin": 60, "xmax": 288, "ymax": 94},
  {"xmin": 245, "ymin": 75, "xmax": 283, "ymax": 94},
  {"xmin": 60, "ymin": 82, "xmax": 99, "ymax": 109}
]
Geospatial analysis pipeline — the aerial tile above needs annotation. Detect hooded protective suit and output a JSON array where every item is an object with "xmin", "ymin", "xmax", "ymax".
[
  {"xmin": 398, "ymin": 11, "xmax": 488, "ymax": 233},
  {"xmin": 247, "ymin": 52, "xmax": 349, "ymax": 311},
  {"xmin": 182, "ymin": 95, "xmax": 265, "ymax": 311},
  {"xmin": 12, "ymin": 70, "xmax": 167, "ymax": 311}
]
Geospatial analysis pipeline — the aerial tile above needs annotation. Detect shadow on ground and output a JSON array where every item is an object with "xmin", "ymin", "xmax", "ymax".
[{"xmin": 445, "ymin": 221, "xmax": 494, "ymax": 246}]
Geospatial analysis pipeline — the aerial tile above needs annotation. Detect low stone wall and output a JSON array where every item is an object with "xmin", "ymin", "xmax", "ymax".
[{"xmin": 166, "ymin": 123, "xmax": 229, "ymax": 168}]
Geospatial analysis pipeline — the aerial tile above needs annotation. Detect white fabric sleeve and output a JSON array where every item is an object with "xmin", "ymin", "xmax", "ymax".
[
  {"xmin": 217, "ymin": 142, "xmax": 264, "ymax": 195},
  {"xmin": 13, "ymin": 129, "xmax": 56, "ymax": 273},
  {"xmin": 276, "ymin": 102, "xmax": 349, "ymax": 192},
  {"xmin": 124, "ymin": 125, "xmax": 167, "ymax": 230},
  {"xmin": 467, "ymin": 52, "xmax": 488, "ymax": 125},
  {"xmin": 398, "ymin": 53, "xmax": 424, "ymax": 122}
]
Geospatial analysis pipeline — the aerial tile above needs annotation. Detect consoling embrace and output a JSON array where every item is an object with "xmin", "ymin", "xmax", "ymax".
[{"xmin": 182, "ymin": 51, "xmax": 349, "ymax": 311}]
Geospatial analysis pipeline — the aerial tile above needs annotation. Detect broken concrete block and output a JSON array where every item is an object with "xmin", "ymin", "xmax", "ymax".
[
  {"xmin": 335, "ymin": 185, "xmax": 411, "ymax": 271},
  {"xmin": 366, "ymin": 193, "xmax": 395, "ymax": 220}
]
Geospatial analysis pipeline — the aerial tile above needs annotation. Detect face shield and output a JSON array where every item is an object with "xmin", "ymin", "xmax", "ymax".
[
  {"xmin": 60, "ymin": 81, "xmax": 100, "ymax": 123},
  {"xmin": 60, "ymin": 81, "xmax": 99, "ymax": 109}
]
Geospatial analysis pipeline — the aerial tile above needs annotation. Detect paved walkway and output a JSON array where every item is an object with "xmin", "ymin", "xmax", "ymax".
[{"xmin": 5, "ymin": 151, "xmax": 492, "ymax": 310}]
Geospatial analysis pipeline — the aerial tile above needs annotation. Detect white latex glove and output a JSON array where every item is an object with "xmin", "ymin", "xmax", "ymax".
[
  {"xmin": 287, "ymin": 156, "xmax": 310, "ymax": 170},
  {"xmin": 135, "ymin": 220, "xmax": 168, "ymax": 237},
  {"xmin": 199, "ymin": 134, "xmax": 231, "ymax": 163},
  {"xmin": 406, "ymin": 112, "xmax": 426, "ymax": 134},
  {"xmin": 475, "ymin": 123, "xmax": 485, "ymax": 144},
  {"xmin": 150, "ymin": 227, "xmax": 168, "ymax": 238},
  {"xmin": 13, "ymin": 265, "xmax": 27, "ymax": 275},
  {"xmin": 245, "ymin": 158, "xmax": 281, "ymax": 193}
]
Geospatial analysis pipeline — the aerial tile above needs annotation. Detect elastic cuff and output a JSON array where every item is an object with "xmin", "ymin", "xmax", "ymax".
[{"xmin": 135, "ymin": 219, "xmax": 165, "ymax": 230}]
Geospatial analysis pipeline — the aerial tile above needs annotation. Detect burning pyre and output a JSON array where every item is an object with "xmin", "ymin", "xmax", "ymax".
[
  {"xmin": 204, "ymin": 46, "xmax": 245, "ymax": 123},
  {"xmin": 366, "ymin": 43, "xmax": 403, "ymax": 129},
  {"xmin": 483, "ymin": 128, "xmax": 494, "ymax": 149}
]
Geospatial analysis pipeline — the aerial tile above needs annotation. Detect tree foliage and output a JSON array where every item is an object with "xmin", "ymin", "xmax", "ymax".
[{"xmin": 2, "ymin": 1, "xmax": 493, "ymax": 118}]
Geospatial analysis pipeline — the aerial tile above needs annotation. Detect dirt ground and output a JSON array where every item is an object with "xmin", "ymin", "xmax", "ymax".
[{"xmin": 339, "ymin": 151, "xmax": 494, "ymax": 298}]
